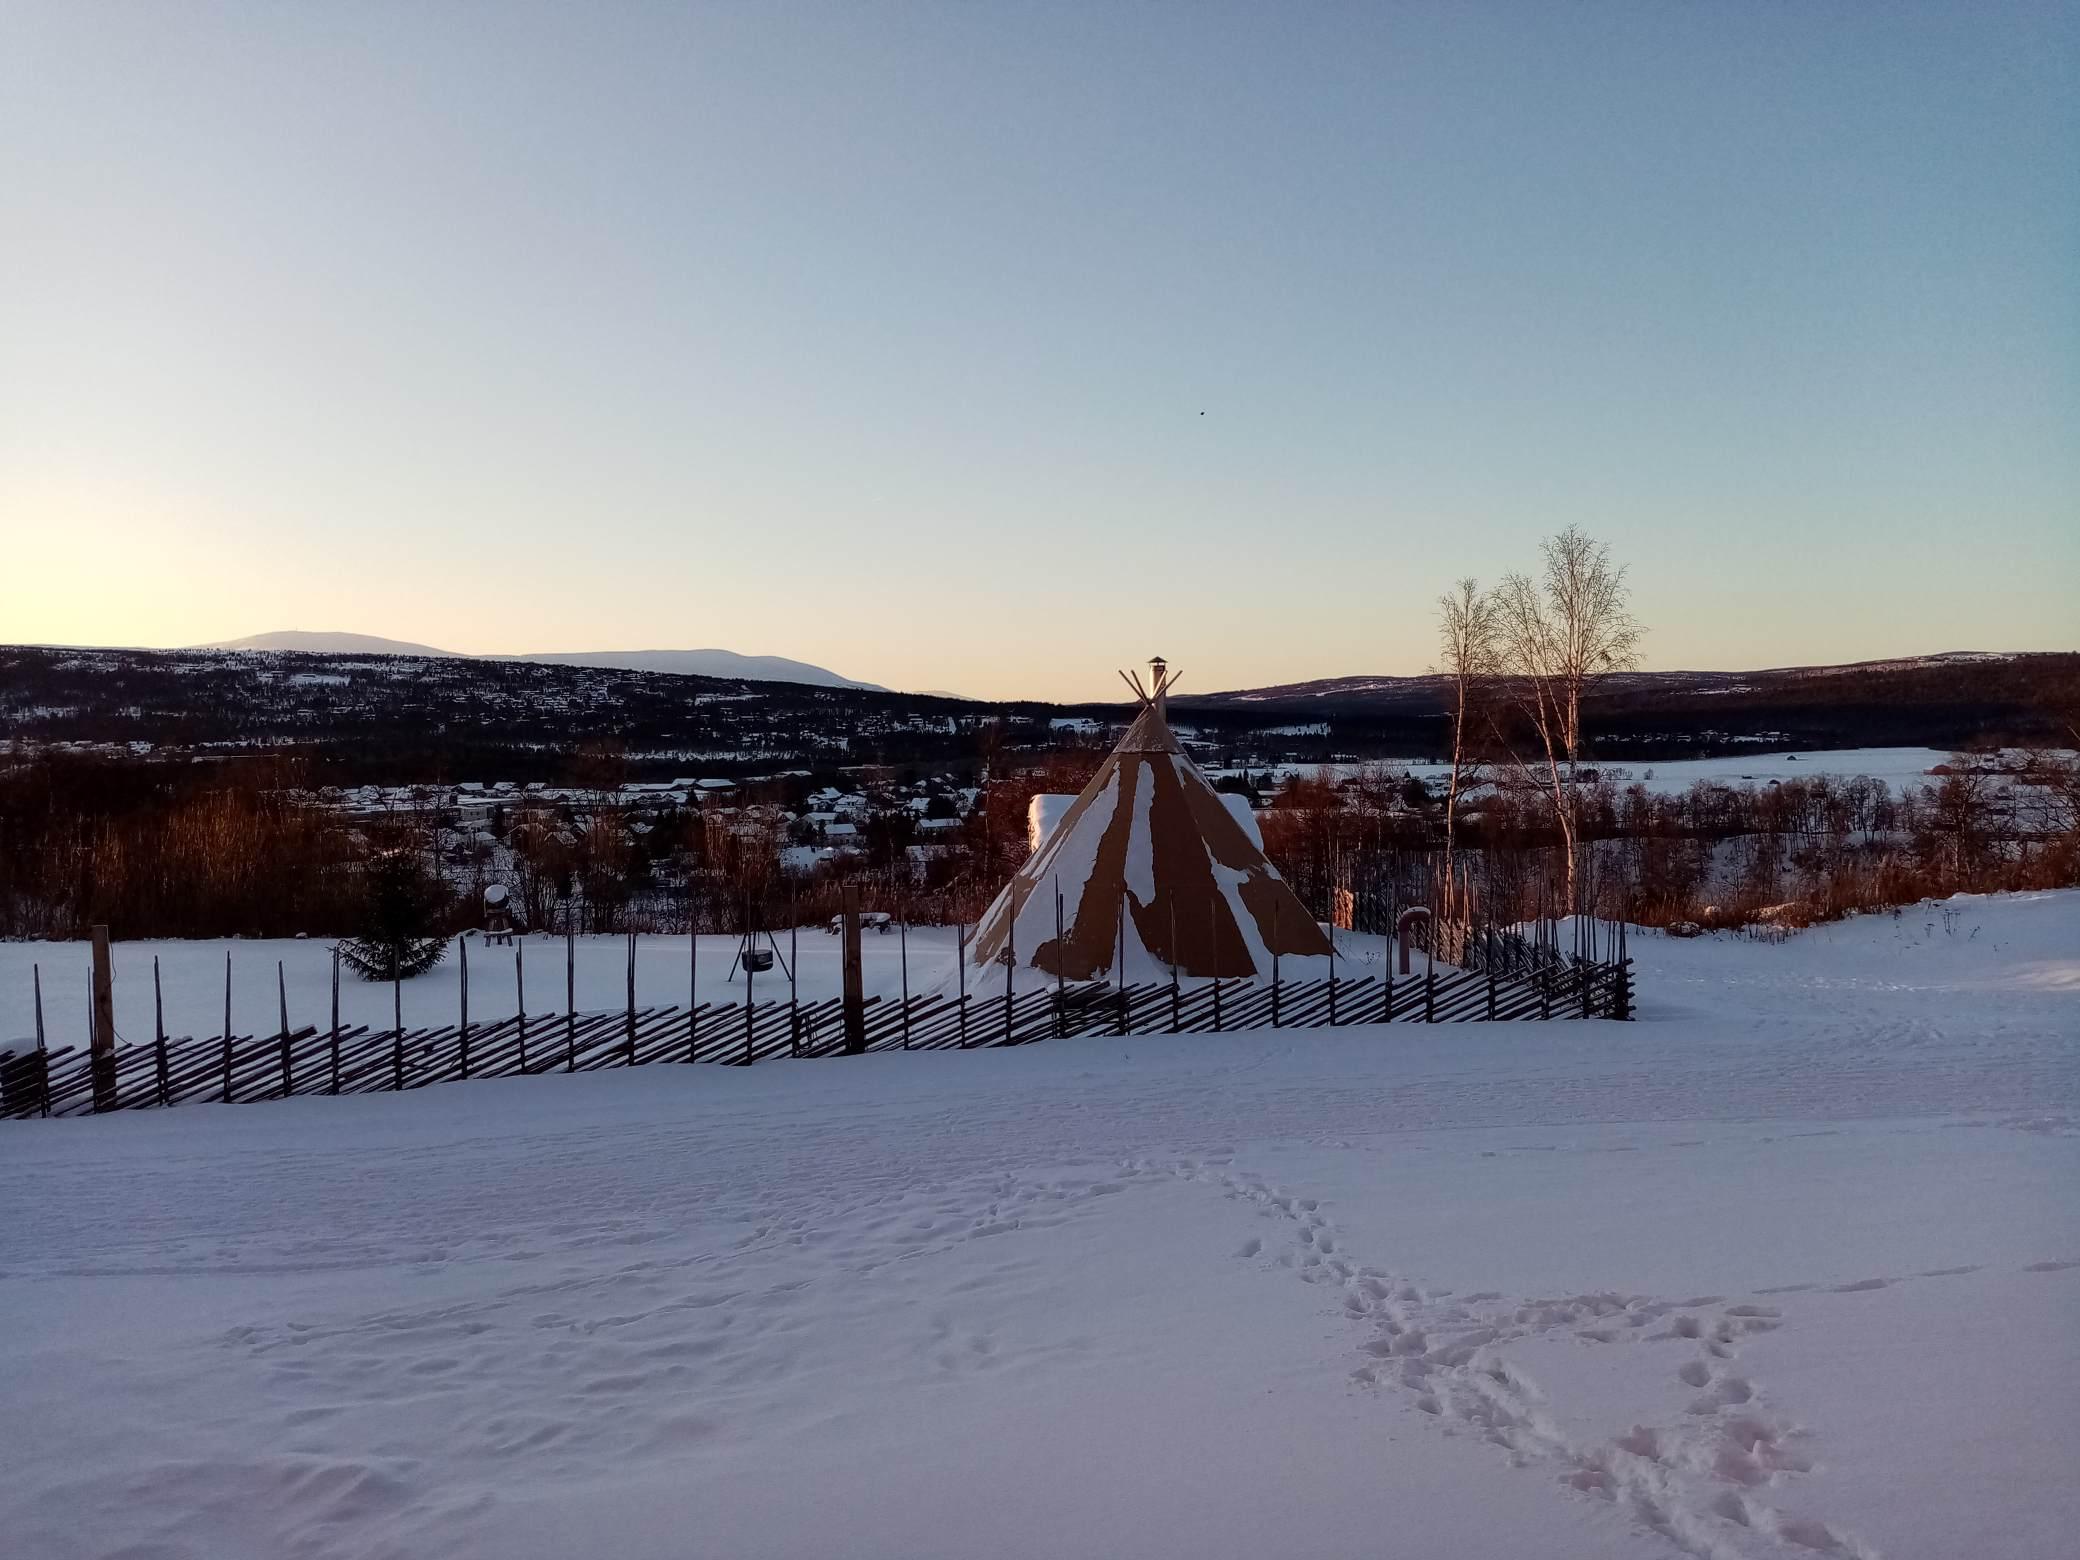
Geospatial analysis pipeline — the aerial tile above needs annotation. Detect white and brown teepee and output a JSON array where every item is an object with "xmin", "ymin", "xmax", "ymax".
[{"xmin": 968, "ymin": 659, "xmax": 1332, "ymax": 982}]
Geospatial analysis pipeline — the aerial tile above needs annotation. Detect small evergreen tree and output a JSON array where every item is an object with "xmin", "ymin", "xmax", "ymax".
[{"xmin": 338, "ymin": 851, "xmax": 450, "ymax": 980}]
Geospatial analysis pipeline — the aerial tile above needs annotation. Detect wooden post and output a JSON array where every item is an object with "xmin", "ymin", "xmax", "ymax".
[
  {"xmin": 277, "ymin": 960, "xmax": 291, "ymax": 1098},
  {"xmin": 625, "ymin": 929, "xmax": 637, "ymax": 1066},
  {"xmin": 1054, "ymin": 886, "xmax": 1066, "ymax": 1039},
  {"xmin": 1115, "ymin": 888, "xmax": 1128, "ymax": 1036},
  {"xmin": 1168, "ymin": 895, "xmax": 1180, "ymax": 1033},
  {"xmin": 459, "ymin": 935, "xmax": 471, "ymax": 1079},
  {"xmin": 689, "ymin": 917, "xmax": 699, "ymax": 1063},
  {"xmin": 790, "ymin": 912, "xmax": 800, "ymax": 1059},
  {"xmin": 33, "ymin": 963, "xmax": 49, "ymax": 1116},
  {"xmin": 154, "ymin": 955, "xmax": 169, "ymax": 1105},
  {"xmin": 840, "ymin": 885, "xmax": 866, "ymax": 1056},
  {"xmin": 88, "ymin": 924, "xmax": 117, "ymax": 1112},
  {"xmin": 742, "ymin": 914, "xmax": 755, "ymax": 1067},
  {"xmin": 223, "ymin": 949, "xmax": 234, "ymax": 1104},
  {"xmin": 392, "ymin": 964, "xmax": 404, "ymax": 1090},
  {"xmin": 957, "ymin": 921, "xmax": 969, "ymax": 1049},
  {"xmin": 1003, "ymin": 889, "xmax": 1017, "ymax": 1046},
  {"xmin": 1424, "ymin": 923, "xmax": 1436, "ymax": 1023},
  {"xmin": 516, "ymin": 939, "xmax": 528, "ymax": 1073},
  {"xmin": 899, "ymin": 915, "xmax": 911, "ymax": 1051},
  {"xmin": 1327, "ymin": 913, "xmax": 1338, "ymax": 1028},
  {"xmin": 1271, "ymin": 898, "xmax": 1282, "ymax": 1029},
  {"xmin": 1485, "ymin": 924, "xmax": 1496, "ymax": 1021},
  {"xmin": 565, "ymin": 925, "xmax": 576, "ymax": 1072},
  {"xmin": 330, "ymin": 949, "xmax": 341, "ymax": 1093}
]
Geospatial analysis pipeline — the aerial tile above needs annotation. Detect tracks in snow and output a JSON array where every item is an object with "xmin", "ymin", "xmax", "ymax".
[{"xmin": 1131, "ymin": 1153, "xmax": 1886, "ymax": 1560}]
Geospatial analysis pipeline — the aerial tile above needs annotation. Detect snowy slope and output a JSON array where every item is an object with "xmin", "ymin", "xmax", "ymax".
[{"xmin": 1, "ymin": 893, "xmax": 2075, "ymax": 1560}]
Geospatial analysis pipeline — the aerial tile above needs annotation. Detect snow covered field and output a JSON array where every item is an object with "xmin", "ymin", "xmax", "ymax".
[
  {"xmin": 2, "ymin": 893, "xmax": 2075, "ymax": 1560},
  {"xmin": 1219, "ymin": 745, "xmax": 1978, "ymax": 796}
]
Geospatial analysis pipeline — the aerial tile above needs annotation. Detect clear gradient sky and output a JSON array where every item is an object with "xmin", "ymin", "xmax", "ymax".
[{"xmin": 3, "ymin": 3, "xmax": 2075, "ymax": 701}]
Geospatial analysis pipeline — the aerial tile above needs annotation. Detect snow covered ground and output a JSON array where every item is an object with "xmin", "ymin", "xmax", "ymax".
[
  {"xmin": 1216, "ymin": 745, "xmax": 1983, "ymax": 796},
  {"xmin": 2, "ymin": 893, "xmax": 2075, "ymax": 1560}
]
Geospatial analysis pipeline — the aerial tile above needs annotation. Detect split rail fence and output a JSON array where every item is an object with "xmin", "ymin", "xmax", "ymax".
[{"xmin": 3, "ymin": 940, "xmax": 1632, "ymax": 1122}]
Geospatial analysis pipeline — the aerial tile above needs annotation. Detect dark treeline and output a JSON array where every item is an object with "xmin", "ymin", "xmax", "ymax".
[{"xmin": 1258, "ymin": 756, "xmax": 2080, "ymax": 934}]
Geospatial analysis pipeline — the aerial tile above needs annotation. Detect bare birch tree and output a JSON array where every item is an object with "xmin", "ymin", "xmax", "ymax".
[
  {"xmin": 1493, "ymin": 527, "xmax": 1643, "ymax": 910},
  {"xmin": 1435, "ymin": 577, "xmax": 1500, "ymax": 881}
]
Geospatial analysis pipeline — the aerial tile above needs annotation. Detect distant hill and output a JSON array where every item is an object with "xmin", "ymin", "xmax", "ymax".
[
  {"xmin": 519, "ymin": 649, "xmax": 885, "ymax": 691},
  {"xmin": 205, "ymin": 630, "xmax": 457, "ymax": 658},
  {"xmin": 200, "ymin": 631, "xmax": 881, "ymax": 691}
]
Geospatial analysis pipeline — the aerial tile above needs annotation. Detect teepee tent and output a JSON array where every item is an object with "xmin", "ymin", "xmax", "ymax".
[{"xmin": 968, "ymin": 660, "xmax": 1332, "ymax": 984}]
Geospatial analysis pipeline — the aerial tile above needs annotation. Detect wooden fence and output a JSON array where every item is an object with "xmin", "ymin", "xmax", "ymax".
[{"xmin": 1, "ymin": 953, "xmax": 1632, "ymax": 1122}]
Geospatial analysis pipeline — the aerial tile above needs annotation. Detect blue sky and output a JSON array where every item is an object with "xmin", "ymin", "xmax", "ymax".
[{"xmin": 3, "ymin": 2, "xmax": 2073, "ymax": 700}]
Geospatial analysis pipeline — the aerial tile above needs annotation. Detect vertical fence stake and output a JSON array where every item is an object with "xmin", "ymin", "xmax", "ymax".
[
  {"xmin": 1116, "ymin": 888, "xmax": 1128, "ymax": 1037},
  {"xmin": 689, "ymin": 916, "xmax": 699, "ymax": 1063},
  {"xmin": 1485, "ymin": 924, "xmax": 1497, "ymax": 1021},
  {"xmin": 565, "ymin": 925, "xmax": 576, "ymax": 1072},
  {"xmin": 1169, "ymin": 896, "xmax": 1180, "ymax": 1033},
  {"xmin": 1272, "ymin": 898, "xmax": 1282, "ymax": 1029},
  {"xmin": 626, "ymin": 929, "xmax": 638, "ymax": 1066},
  {"xmin": 841, "ymin": 885, "xmax": 867, "ymax": 1056},
  {"xmin": 1327, "ymin": 916, "xmax": 1338, "ymax": 1028},
  {"xmin": 154, "ymin": 955, "xmax": 170, "ymax": 1106},
  {"xmin": 392, "ymin": 963, "xmax": 404, "ymax": 1091},
  {"xmin": 459, "ymin": 935, "xmax": 471, "ymax": 1079},
  {"xmin": 330, "ymin": 949, "xmax": 341, "ymax": 1093},
  {"xmin": 223, "ymin": 950, "xmax": 234, "ymax": 1104},
  {"xmin": 790, "ymin": 914, "xmax": 801, "ymax": 1059},
  {"xmin": 33, "ymin": 964, "xmax": 50, "ymax": 1117},
  {"xmin": 1003, "ymin": 897, "xmax": 1016, "ymax": 1047},
  {"xmin": 515, "ymin": 939, "xmax": 528, "ymax": 1073},
  {"xmin": 278, "ymin": 960, "xmax": 292, "ymax": 1098},
  {"xmin": 956, "ymin": 922, "xmax": 969, "ymax": 1049},
  {"xmin": 90, "ymin": 924, "xmax": 116, "ymax": 1113},
  {"xmin": 1424, "ymin": 928, "xmax": 1436, "ymax": 1023},
  {"xmin": 900, "ymin": 916, "xmax": 911, "ymax": 1050},
  {"xmin": 1054, "ymin": 886, "xmax": 1066, "ymax": 1039}
]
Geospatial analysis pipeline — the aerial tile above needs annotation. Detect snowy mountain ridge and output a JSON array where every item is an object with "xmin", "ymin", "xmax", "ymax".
[{"xmin": 200, "ymin": 631, "xmax": 884, "ymax": 691}]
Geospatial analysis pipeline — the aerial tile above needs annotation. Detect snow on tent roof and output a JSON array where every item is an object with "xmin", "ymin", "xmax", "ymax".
[{"xmin": 971, "ymin": 660, "xmax": 1329, "ymax": 983}]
